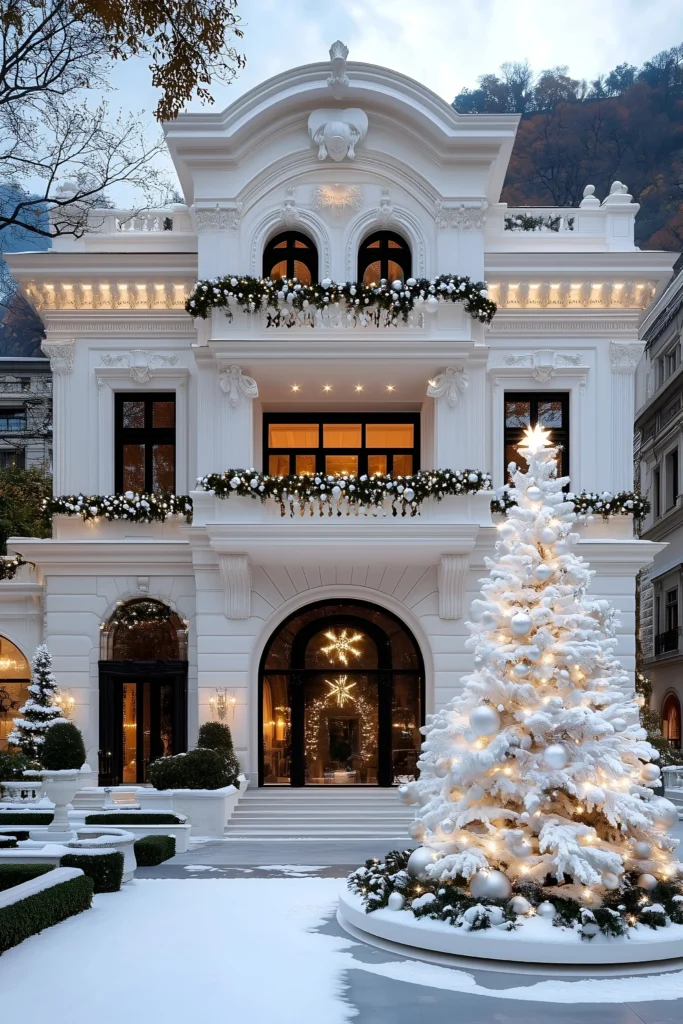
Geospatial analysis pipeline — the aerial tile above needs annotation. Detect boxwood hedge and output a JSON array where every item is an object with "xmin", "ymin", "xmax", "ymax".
[
  {"xmin": 0, "ymin": 873, "xmax": 93, "ymax": 954},
  {"xmin": 60, "ymin": 852, "xmax": 124, "ymax": 893},
  {"xmin": 85, "ymin": 813, "xmax": 184, "ymax": 825},
  {"xmin": 134, "ymin": 834, "xmax": 176, "ymax": 866},
  {"xmin": 0, "ymin": 863, "xmax": 54, "ymax": 892}
]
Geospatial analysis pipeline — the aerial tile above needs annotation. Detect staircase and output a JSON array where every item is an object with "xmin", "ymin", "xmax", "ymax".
[{"xmin": 225, "ymin": 786, "xmax": 415, "ymax": 840}]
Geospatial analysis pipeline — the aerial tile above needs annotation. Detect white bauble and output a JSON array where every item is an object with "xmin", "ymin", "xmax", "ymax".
[
  {"xmin": 512, "ymin": 838, "xmax": 533, "ymax": 859},
  {"xmin": 508, "ymin": 895, "xmax": 532, "ymax": 915},
  {"xmin": 543, "ymin": 744, "xmax": 569, "ymax": 770},
  {"xmin": 553, "ymin": 541, "xmax": 571, "ymax": 555},
  {"xmin": 480, "ymin": 611, "xmax": 498, "ymax": 629},
  {"xmin": 634, "ymin": 841, "xmax": 652, "ymax": 860},
  {"xmin": 641, "ymin": 763, "xmax": 661, "ymax": 783},
  {"xmin": 440, "ymin": 819, "xmax": 455, "ymax": 834},
  {"xmin": 498, "ymin": 522, "xmax": 516, "ymax": 538},
  {"xmin": 407, "ymin": 847, "xmax": 437, "ymax": 879},
  {"xmin": 533, "ymin": 564, "xmax": 553, "ymax": 582},
  {"xmin": 397, "ymin": 784, "xmax": 417, "ymax": 805},
  {"xmin": 637, "ymin": 873, "xmax": 658, "ymax": 891},
  {"xmin": 409, "ymin": 821, "xmax": 425, "ymax": 841},
  {"xmin": 602, "ymin": 872, "xmax": 620, "ymax": 891},
  {"xmin": 470, "ymin": 869, "xmax": 512, "ymax": 901},
  {"xmin": 526, "ymin": 486, "xmax": 542, "ymax": 502},
  {"xmin": 467, "ymin": 784, "xmax": 485, "ymax": 802},
  {"xmin": 391, "ymin": 280, "xmax": 403, "ymax": 291},
  {"xmin": 654, "ymin": 801, "xmax": 679, "ymax": 830},
  {"xmin": 611, "ymin": 718, "xmax": 628, "ymax": 733},
  {"xmin": 512, "ymin": 663, "xmax": 530, "ymax": 677},
  {"xmin": 539, "ymin": 527, "xmax": 558, "ymax": 545},
  {"xmin": 424, "ymin": 295, "xmax": 439, "ymax": 314},
  {"xmin": 537, "ymin": 901, "xmax": 556, "ymax": 920},
  {"xmin": 387, "ymin": 892, "xmax": 405, "ymax": 911},
  {"xmin": 473, "ymin": 655, "xmax": 484, "ymax": 669},
  {"xmin": 469, "ymin": 704, "xmax": 501, "ymax": 737},
  {"xmin": 510, "ymin": 612, "xmax": 532, "ymax": 636}
]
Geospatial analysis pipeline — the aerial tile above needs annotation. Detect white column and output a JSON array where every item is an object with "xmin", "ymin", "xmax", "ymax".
[
  {"xmin": 219, "ymin": 366, "xmax": 259, "ymax": 469},
  {"xmin": 41, "ymin": 340, "xmax": 75, "ymax": 495},
  {"xmin": 610, "ymin": 342, "xmax": 643, "ymax": 492}
]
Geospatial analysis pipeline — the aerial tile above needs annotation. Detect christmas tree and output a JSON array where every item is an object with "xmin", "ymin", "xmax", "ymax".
[
  {"xmin": 8, "ymin": 644, "xmax": 66, "ymax": 761},
  {"xmin": 398, "ymin": 425, "xmax": 680, "ymax": 907}
]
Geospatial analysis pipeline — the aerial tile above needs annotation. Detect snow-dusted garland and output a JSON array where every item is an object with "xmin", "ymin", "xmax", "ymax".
[
  {"xmin": 198, "ymin": 469, "xmax": 492, "ymax": 511},
  {"xmin": 42, "ymin": 493, "xmax": 193, "ymax": 524},
  {"xmin": 0, "ymin": 554, "xmax": 30, "ymax": 581},
  {"xmin": 185, "ymin": 274, "xmax": 497, "ymax": 325},
  {"xmin": 492, "ymin": 489, "xmax": 650, "ymax": 521},
  {"xmin": 349, "ymin": 852, "xmax": 683, "ymax": 939},
  {"xmin": 504, "ymin": 214, "xmax": 574, "ymax": 233}
]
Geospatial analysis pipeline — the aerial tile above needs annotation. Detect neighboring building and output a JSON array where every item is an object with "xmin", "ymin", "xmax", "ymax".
[
  {"xmin": 0, "ymin": 44, "xmax": 674, "ymax": 781},
  {"xmin": 635, "ymin": 268, "xmax": 683, "ymax": 753},
  {"xmin": 0, "ymin": 356, "xmax": 51, "ymax": 470}
]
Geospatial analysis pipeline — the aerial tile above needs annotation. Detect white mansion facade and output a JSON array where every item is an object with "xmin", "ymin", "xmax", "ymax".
[{"xmin": 0, "ymin": 44, "xmax": 675, "ymax": 785}]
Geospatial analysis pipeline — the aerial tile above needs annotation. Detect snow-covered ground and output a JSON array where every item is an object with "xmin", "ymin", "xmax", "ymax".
[{"xmin": 1, "ymin": 877, "xmax": 683, "ymax": 1022}]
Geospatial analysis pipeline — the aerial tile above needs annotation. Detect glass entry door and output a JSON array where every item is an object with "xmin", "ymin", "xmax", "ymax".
[
  {"xmin": 122, "ymin": 679, "xmax": 176, "ymax": 783},
  {"xmin": 304, "ymin": 673, "xmax": 379, "ymax": 784}
]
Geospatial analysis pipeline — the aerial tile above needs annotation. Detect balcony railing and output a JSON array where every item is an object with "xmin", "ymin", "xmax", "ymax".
[{"xmin": 655, "ymin": 627, "xmax": 681, "ymax": 655}]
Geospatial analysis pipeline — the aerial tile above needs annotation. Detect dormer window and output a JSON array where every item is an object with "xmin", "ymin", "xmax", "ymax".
[
  {"xmin": 263, "ymin": 231, "xmax": 318, "ymax": 285},
  {"xmin": 358, "ymin": 231, "xmax": 411, "ymax": 286}
]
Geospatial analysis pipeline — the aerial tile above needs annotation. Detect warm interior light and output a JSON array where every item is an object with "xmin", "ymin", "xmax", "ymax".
[
  {"xmin": 354, "ymin": 385, "xmax": 364, "ymax": 392},
  {"xmin": 386, "ymin": 385, "xmax": 395, "ymax": 392},
  {"xmin": 291, "ymin": 384, "xmax": 300, "ymax": 392},
  {"xmin": 323, "ymin": 385, "xmax": 332, "ymax": 392}
]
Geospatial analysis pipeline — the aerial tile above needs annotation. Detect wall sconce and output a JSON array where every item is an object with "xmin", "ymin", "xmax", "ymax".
[
  {"xmin": 54, "ymin": 688, "xmax": 76, "ymax": 718},
  {"xmin": 209, "ymin": 688, "xmax": 237, "ymax": 722}
]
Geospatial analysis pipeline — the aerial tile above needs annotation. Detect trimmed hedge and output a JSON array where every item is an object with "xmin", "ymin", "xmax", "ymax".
[
  {"xmin": 0, "ymin": 813, "xmax": 53, "ymax": 825},
  {"xmin": 149, "ymin": 747, "xmax": 230, "ymax": 791},
  {"xmin": 0, "ymin": 874, "xmax": 93, "ymax": 954},
  {"xmin": 0, "ymin": 837, "xmax": 18, "ymax": 849},
  {"xmin": 0, "ymin": 863, "xmax": 54, "ymax": 892},
  {"xmin": 60, "ymin": 852, "xmax": 124, "ymax": 894},
  {"xmin": 197, "ymin": 722, "xmax": 241, "ymax": 786},
  {"xmin": 41, "ymin": 721, "xmax": 86, "ymax": 770},
  {"xmin": 134, "ymin": 834, "xmax": 176, "ymax": 866},
  {"xmin": 85, "ymin": 812, "xmax": 184, "ymax": 825}
]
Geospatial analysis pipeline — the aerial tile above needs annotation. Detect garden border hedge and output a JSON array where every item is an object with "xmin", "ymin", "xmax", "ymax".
[
  {"xmin": 60, "ymin": 851, "xmax": 124, "ymax": 893},
  {"xmin": 0, "ymin": 872, "xmax": 93, "ymax": 954},
  {"xmin": 85, "ymin": 812, "xmax": 184, "ymax": 825},
  {"xmin": 0, "ymin": 863, "xmax": 54, "ymax": 892},
  {"xmin": 133, "ymin": 834, "xmax": 176, "ymax": 866}
]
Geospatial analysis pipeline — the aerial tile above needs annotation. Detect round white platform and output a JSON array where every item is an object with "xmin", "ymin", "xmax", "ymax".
[{"xmin": 338, "ymin": 889, "xmax": 683, "ymax": 968}]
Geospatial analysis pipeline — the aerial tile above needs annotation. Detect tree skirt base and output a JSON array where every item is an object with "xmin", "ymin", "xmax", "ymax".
[{"xmin": 338, "ymin": 890, "xmax": 683, "ymax": 969}]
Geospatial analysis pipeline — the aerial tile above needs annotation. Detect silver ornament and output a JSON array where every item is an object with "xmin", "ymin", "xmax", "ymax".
[
  {"xmin": 409, "ymin": 821, "xmax": 425, "ymax": 841},
  {"xmin": 512, "ymin": 663, "xmax": 530, "ymax": 677},
  {"xmin": 602, "ymin": 872, "xmax": 620, "ymax": 890},
  {"xmin": 508, "ymin": 895, "xmax": 532, "ymax": 915},
  {"xmin": 387, "ymin": 892, "xmax": 405, "ymax": 911},
  {"xmin": 526, "ymin": 486, "xmax": 542, "ymax": 502},
  {"xmin": 440, "ymin": 819, "xmax": 455, "ymax": 834},
  {"xmin": 553, "ymin": 541, "xmax": 570, "ymax": 555},
  {"xmin": 510, "ymin": 612, "xmax": 532, "ymax": 636},
  {"xmin": 512, "ymin": 838, "xmax": 533, "ymax": 859},
  {"xmin": 533, "ymin": 564, "xmax": 553, "ymax": 582},
  {"xmin": 537, "ymin": 901, "xmax": 556, "ymax": 919},
  {"xmin": 480, "ymin": 611, "xmax": 498, "ymax": 629},
  {"xmin": 407, "ymin": 846, "xmax": 437, "ymax": 879},
  {"xmin": 611, "ymin": 718, "xmax": 627, "ymax": 733},
  {"xmin": 654, "ymin": 800, "xmax": 679, "ymax": 830},
  {"xmin": 641, "ymin": 763, "xmax": 661, "ymax": 783},
  {"xmin": 637, "ymin": 873, "xmax": 658, "ymax": 891},
  {"xmin": 539, "ymin": 527, "xmax": 558, "ymax": 545},
  {"xmin": 498, "ymin": 522, "xmax": 516, "ymax": 538},
  {"xmin": 470, "ymin": 869, "xmax": 512, "ymax": 901},
  {"xmin": 543, "ymin": 743, "xmax": 569, "ymax": 770},
  {"xmin": 634, "ymin": 841, "xmax": 652, "ymax": 860},
  {"xmin": 469, "ymin": 704, "xmax": 501, "ymax": 737}
]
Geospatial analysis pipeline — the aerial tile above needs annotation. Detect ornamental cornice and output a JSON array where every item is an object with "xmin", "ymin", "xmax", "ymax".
[
  {"xmin": 41, "ymin": 340, "xmax": 75, "ymax": 375},
  {"xmin": 43, "ymin": 313, "xmax": 196, "ymax": 337},
  {"xmin": 486, "ymin": 313, "xmax": 639, "ymax": 335},
  {"xmin": 99, "ymin": 349, "xmax": 180, "ymax": 384},
  {"xmin": 610, "ymin": 341, "xmax": 645, "ymax": 373}
]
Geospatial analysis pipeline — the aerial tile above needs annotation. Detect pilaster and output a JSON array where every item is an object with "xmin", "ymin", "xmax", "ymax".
[
  {"xmin": 41, "ymin": 340, "xmax": 75, "ymax": 494},
  {"xmin": 610, "ymin": 342, "xmax": 644, "ymax": 491}
]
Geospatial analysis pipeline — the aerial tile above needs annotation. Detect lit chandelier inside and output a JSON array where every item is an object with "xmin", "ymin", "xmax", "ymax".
[
  {"xmin": 325, "ymin": 676, "xmax": 357, "ymax": 707},
  {"xmin": 320, "ymin": 628, "xmax": 364, "ymax": 666}
]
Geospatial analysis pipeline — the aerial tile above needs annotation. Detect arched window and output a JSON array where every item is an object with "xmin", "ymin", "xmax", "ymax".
[
  {"xmin": 0, "ymin": 637, "xmax": 30, "ymax": 751},
  {"xmin": 662, "ymin": 692, "xmax": 681, "ymax": 748},
  {"xmin": 100, "ymin": 599, "xmax": 187, "ymax": 661},
  {"xmin": 263, "ymin": 231, "xmax": 318, "ymax": 285},
  {"xmin": 358, "ymin": 231, "xmax": 411, "ymax": 286}
]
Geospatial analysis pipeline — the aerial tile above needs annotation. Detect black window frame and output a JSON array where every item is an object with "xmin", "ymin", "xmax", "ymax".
[
  {"xmin": 503, "ymin": 391, "xmax": 569, "ymax": 482},
  {"xmin": 263, "ymin": 412, "xmax": 421, "ymax": 478},
  {"xmin": 357, "ymin": 230, "xmax": 412, "ymax": 284},
  {"xmin": 0, "ymin": 409, "xmax": 27, "ymax": 432},
  {"xmin": 263, "ymin": 230, "xmax": 319, "ymax": 284},
  {"xmin": 114, "ymin": 392, "xmax": 176, "ymax": 494}
]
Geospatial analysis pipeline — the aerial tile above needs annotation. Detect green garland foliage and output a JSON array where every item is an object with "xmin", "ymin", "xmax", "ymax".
[
  {"xmin": 492, "ymin": 489, "xmax": 650, "ymax": 520},
  {"xmin": 504, "ymin": 214, "xmax": 574, "ymax": 232},
  {"xmin": 42, "ymin": 492, "xmax": 193, "ymax": 525},
  {"xmin": 133, "ymin": 834, "xmax": 176, "ymax": 866},
  {"xmin": 185, "ymin": 274, "xmax": 497, "ymax": 325},
  {"xmin": 348, "ymin": 852, "xmax": 683, "ymax": 939},
  {"xmin": 0, "ymin": 554, "xmax": 30, "ymax": 580}
]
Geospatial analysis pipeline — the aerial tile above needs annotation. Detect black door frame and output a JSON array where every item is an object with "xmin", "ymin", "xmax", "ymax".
[
  {"xmin": 98, "ymin": 660, "xmax": 188, "ymax": 785},
  {"xmin": 258, "ymin": 601, "xmax": 424, "ymax": 788}
]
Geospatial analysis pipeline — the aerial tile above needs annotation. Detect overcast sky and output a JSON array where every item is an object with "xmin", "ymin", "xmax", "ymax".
[{"xmin": 106, "ymin": 0, "xmax": 683, "ymax": 194}]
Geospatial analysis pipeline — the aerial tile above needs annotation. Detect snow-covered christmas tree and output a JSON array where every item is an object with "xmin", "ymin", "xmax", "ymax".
[
  {"xmin": 351, "ymin": 425, "xmax": 682, "ymax": 936},
  {"xmin": 8, "ymin": 644, "xmax": 66, "ymax": 760}
]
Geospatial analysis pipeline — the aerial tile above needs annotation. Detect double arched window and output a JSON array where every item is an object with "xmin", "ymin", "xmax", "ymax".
[
  {"xmin": 358, "ymin": 231, "xmax": 411, "ymax": 286},
  {"xmin": 263, "ymin": 231, "xmax": 318, "ymax": 286}
]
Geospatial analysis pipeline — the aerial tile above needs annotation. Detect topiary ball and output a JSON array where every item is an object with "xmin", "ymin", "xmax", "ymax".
[{"xmin": 41, "ymin": 721, "xmax": 86, "ymax": 770}]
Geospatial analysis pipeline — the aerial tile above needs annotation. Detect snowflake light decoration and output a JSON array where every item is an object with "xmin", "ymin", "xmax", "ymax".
[
  {"xmin": 320, "ymin": 628, "xmax": 364, "ymax": 666},
  {"xmin": 325, "ymin": 676, "xmax": 357, "ymax": 707}
]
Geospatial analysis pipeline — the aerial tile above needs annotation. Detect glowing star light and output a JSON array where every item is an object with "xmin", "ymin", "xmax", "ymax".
[
  {"xmin": 321, "ymin": 628, "xmax": 364, "ymax": 665},
  {"xmin": 518, "ymin": 423, "xmax": 552, "ymax": 455},
  {"xmin": 325, "ymin": 676, "xmax": 357, "ymax": 707}
]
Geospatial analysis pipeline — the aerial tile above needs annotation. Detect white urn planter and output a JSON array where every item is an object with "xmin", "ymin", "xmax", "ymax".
[
  {"xmin": 170, "ymin": 785, "xmax": 238, "ymax": 837},
  {"xmin": 69, "ymin": 827, "xmax": 137, "ymax": 883},
  {"xmin": 36, "ymin": 770, "xmax": 81, "ymax": 840}
]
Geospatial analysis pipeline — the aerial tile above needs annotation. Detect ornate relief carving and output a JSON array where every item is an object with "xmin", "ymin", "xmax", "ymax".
[
  {"xmin": 610, "ymin": 341, "xmax": 644, "ymax": 374},
  {"xmin": 195, "ymin": 203, "xmax": 243, "ymax": 234},
  {"xmin": 99, "ymin": 349, "xmax": 179, "ymax": 383},
  {"xmin": 308, "ymin": 108, "xmax": 368, "ymax": 162},
  {"xmin": 503, "ymin": 349, "xmax": 583, "ymax": 383},
  {"xmin": 427, "ymin": 366, "xmax": 468, "ymax": 407},
  {"xmin": 218, "ymin": 553, "xmax": 251, "ymax": 619},
  {"xmin": 438, "ymin": 554, "xmax": 469, "ymax": 620},
  {"xmin": 219, "ymin": 365, "xmax": 259, "ymax": 407},
  {"xmin": 312, "ymin": 185, "xmax": 363, "ymax": 213},
  {"xmin": 326, "ymin": 40, "xmax": 349, "ymax": 99},
  {"xmin": 280, "ymin": 186, "xmax": 299, "ymax": 227},
  {"xmin": 435, "ymin": 201, "xmax": 487, "ymax": 231},
  {"xmin": 42, "ymin": 340, "xmax": 75, "ymax": 374},
  {"xmin": 376, "ymin": 187, "xmax": 394, "ymax": 226}
]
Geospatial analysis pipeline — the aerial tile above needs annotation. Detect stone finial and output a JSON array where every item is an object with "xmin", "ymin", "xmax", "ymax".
[
  {"xmin": 580, "ymin": 184, "xmax": 600, "ymax": 208},
  {"xmin": 327, "ymin": 40, "xmax": 349, "ymax": 98},
  {"xmin": 602, "ymin": 181, "xmax": 633, "ymax": 205}
]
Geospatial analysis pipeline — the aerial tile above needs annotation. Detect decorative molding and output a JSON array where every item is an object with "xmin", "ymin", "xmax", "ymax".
[
  {"xmin": 308, "ymin": 108, "xmax": 368, "ymax": 162},
  {"xmin": 437, "ymin": 554, "xmax": 469, "ymax": 619},
  {"xmin": 344, "ymin": 205, "xmax": 427, "ymax": 279},
  {"xmin": 280, "ymin": 187, "xmax": 299, "ymax": 227},
  {"xmin": 218, "ymin": 553, "xmax": 251, "ymax": 619},
  {"xmin": 326, "ymin": 40, "xmax": 349, "ymax": 98},
  {"xmin": 376, "ymin": 187, "xmax": 394, "ymax": 226},
  {"xmin": 486, "ymin": 317, "xmax": 638, "ymax": 335},
  {"xmin": 219, "ymin": 365, "xmax": 259, "ymax": 407},
  {"xmin": 427, "ymin": 366, "xmax": 468, "ymax": 407},
  {"xmin": 99, "ymin": 349, "xmax": 179, "ymax": 384},
  {"xmin": 610, "ymin": 341, "xmax": 644, "ymax": 374},
  {"xmin": 502, "ymin": 349, "xmax": 583, "ymax": 383},
  {"xmin": 250, "ymin": 208, "xmax": 333, "ymax": 278},
  {"xmin": 312, "ymin": 184, "xmax": 363, "ymax": 213},
  {"xmin": 44, "ymin": 318, "xmax": 195, "ymax": 335},
  {"xmin": 41, "ymin": 340, "xmax": 75, "ymax": 374},
  {"xmin": 435, "ymin": 201, "xmax": 488, "ymax": 231},
  {"xmin": 195, "ymin": 203, "xmax": 243, "ymax": 234}
]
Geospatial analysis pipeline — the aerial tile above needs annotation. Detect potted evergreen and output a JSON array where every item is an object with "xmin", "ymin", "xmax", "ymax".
[{"xmin": 39, "ymin": 722, "xmax": 87, "ymax": 835}]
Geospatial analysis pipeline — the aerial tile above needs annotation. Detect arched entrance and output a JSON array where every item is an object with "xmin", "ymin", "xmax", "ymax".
[
  {"xmin": 662, "ymin": 691, "xmax": 682, "ymax": 749},
  {"xmin": 0, "ymin": 637, "xmax": 30, "ymax": 751},
  {"xmin": 259, "ymin": 600, "xmax": 424, "ymax": 786},
  {"xmin": 98, "ymin": 599, "xmax": 188, "ymax": 785}
]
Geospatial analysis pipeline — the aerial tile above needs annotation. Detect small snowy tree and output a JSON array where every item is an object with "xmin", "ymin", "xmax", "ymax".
[
  {"xmin": 8, "ymin": 645, "xmax": 66, "ymax": 760},
  {"xmin": 402, "ymin": 425, "xmax": 680, "ymax": 902}
]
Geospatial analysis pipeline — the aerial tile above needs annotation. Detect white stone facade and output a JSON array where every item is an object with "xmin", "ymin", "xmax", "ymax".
[{"xmin": 0, "ymin": 44, "xmax": 674, "ymax": 781}]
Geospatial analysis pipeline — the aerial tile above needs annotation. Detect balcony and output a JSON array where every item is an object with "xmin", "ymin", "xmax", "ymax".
[
  {"xmin": 655, "ymin": 628, "xmax": 681, "ymax": 655},
  {"xmin": 486, "ymin": 197, "xmax": 638, "ymax": 254}
]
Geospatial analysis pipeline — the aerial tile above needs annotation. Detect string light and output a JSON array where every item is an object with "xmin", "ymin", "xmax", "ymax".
[{"xmin": 325, "ymin": 676, "xmax": 357, "ymax": 707}]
